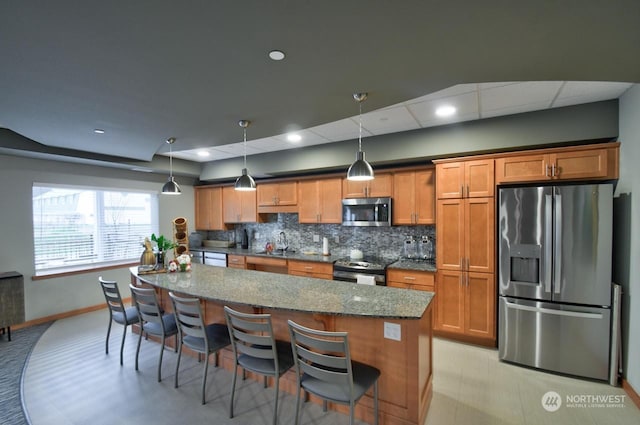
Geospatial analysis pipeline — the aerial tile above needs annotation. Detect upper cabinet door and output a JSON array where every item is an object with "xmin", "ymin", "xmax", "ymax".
[
  {"xmin": 222, "ymin": 186, "xmax": 257, "ymax": 223},
  {"xmin": 465, "ymin": 159, "xmax": 494, "ymax": 198},
  {"xmin": 342, "ymin": 173, "xmax": 392, "ymax": 198},
  {"xmin": 257, "ymin": 182, "xmax": 298, "ymax": 206},
  {"xmin": 415, "ymin": 169, "xmax": 435, "ymax": 224},
  {"xmin": 436, "ymin": 160, "xmax": 494, "ymax": 199},
  {"xmin": 495, "ymin": 154, "xmax": 550, "ymax": 183},
  {"xmin": 392, "ymin": 171, "xmax": 416, "ymax": 225},
  {"xmin": 550, "ymin": 149, "xmax": 609, "ymax": 180},
  {"xmin": 318, "ymin": 178, "xmax": 342, "ymax": 223},
  {"xmin": 195, "ymin": 187, "xmax": 225, "ymax": 230},
  {"xmin": 436, "ymin": 162, "xmax": 464, "ymax": 199}
]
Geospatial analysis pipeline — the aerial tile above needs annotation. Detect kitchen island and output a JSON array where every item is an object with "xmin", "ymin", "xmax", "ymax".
[{"xmin": 131, "ymin": 263, "xmax": 433, "ymax": 425}]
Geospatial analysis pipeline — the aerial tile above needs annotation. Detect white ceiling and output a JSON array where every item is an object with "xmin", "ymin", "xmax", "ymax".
[
  {"xmin": 171, "ymin": 81, "xmax": 633, "ymax": 162},
  {"xmin": 1, "ymin": 1, "xmax": 638, "ymax": 171}
]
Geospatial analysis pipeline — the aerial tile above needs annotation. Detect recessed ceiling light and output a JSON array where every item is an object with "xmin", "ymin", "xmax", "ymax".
[
  {"xmin": 94, "ymin": 129, "xmax": 105, "ymax": 134},
  {"xmin": 268, "ymin": 50, "xmax": 285, "ymax": 61},
  {"xmin": 197, "ymin": 150, "xmax": 210, "ymax": 157},
  {"xmin": 435, "ymin": 105, "xmax": 457, "ymax": 117},
  {"xmin": 287, "ymin": 133, "xmax": 302, "ymax": 142}
]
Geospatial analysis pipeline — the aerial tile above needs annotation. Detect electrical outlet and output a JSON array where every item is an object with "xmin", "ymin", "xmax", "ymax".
[
  {"xmin": 334, "ymin": 236, "xmax": 340, "ymax": 243},
  {"xmin": 383, "ymin": 322, "xmax": 401, "ymax": 341},
  {"xmin": 313, "ymin": 234, "xmax": 320, "ymax": 242},
  {"xmin": 254, "ymin": 232, "xmax": 260, "ymax": 239}
]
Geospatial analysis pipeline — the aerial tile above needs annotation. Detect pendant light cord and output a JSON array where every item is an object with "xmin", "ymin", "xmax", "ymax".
[
  {"xmin": 169, "ymin": 142, "xmax": 173, "ymax": 179},
  {"xmin": 243, "ymin": 126, "xmax": 247, "ymax": 168},
  {"xmin": 358, "ymin": 101, "xmax": 363, "ymax": 152}
]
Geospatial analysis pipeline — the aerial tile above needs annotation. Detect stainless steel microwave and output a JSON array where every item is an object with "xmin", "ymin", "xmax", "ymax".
[{"xmin": 342, "ymin": 197, "xmax": 392, "ymax": 227}]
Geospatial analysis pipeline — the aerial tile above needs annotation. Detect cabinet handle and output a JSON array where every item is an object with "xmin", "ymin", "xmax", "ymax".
[
  {"xmin": 551, "ymin": 163, "xmax": 557, "ymax": 177},
  {"xmin": 403, "ymin": 276, "xmax": 416, "ymax": 281},
  {"xmin": 545, "ymin": 163, "xmax": 550, "ymax": 177},
  {"xmin": 459, "ymin": 274, "xmax": 463, "ymax": 286},
  {"xmin": 461, "ymin": 185, "xmax": 464, "ymax": 198},
  {"xmin": 304, "ymin": 266, "xmax": 313, "ymax": 270},
  {"xmin": 466, "ymin": 184, "xmax": 470, "ymax": 198}
]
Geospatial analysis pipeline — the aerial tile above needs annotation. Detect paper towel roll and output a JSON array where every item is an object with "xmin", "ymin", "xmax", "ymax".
[
  {"xmin": 357, "ymin": 275, "xmax": 376, "ymax": 285},
  {"xmin": 322, "ymin": 237, "xmax": 329, "ymax": 255}
]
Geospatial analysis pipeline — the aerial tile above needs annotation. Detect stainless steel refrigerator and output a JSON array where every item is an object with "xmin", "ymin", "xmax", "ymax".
[{"xmin": 498, "ymin": 183, "xmax": 619, "ymax": 382}]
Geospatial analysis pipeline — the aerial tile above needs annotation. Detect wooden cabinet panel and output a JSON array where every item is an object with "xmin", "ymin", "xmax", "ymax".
[
  {"xmin": 436, "ymin": 159, "xmax": 493, "ymax": 199},
  {"xmin": 435, "ymin": 270, "xmax": 464, "ymax": 334},
  {"xmin": 227, "ymin": 254, "xmax": 246, "ymax": 269},
  {"xmin": 465, "ymin": 272, "xmax": 496, "ymax": 339},
  {"xmin": 436, "ymin": 199, "xmax": 464, "ymax": 271},
  {"xmin": 288, "ymin": 260, "xmax": 333, "ymax": 279},
  {"xmin": 222, "ymin": 186, "xmax": 257, "ymax": 223},
  {"xmin": 435, "ymin": 270, "xmax": 495, "ymax": 340},
  {"xmin": 387, "ymin": 269, "xmax": 435, "ymax": 289},
  {"xmin": 392, "ymin": 168, "xmax": 435, "ymax": 225},
  {"xmin": 257, "ymin": 182, "xmax": 297, "ymax": 206},
  {"xmin": 495, "ymin": 145, "xmax": 618, "ymax": 184},
  {"xmin": 298, "ymin": 178, "xmax": 342, "ymax": 223},
  {"xmin": 495, "ymin": 154, "xmax": 549, "ymax": 183},
  {"xmin": 195, "ymin": 187, "xmax": 226, "ymax": 230},
  {"xmin": 465, "ymin": 159, "xmax": 494, "ymax": 198},
  {"xmin": 551, "ymin": 149, "xmax": 608, "ymax": 180},
  {"xmin": 342, "ymin": 173, "xmax": 393, "ymax": 198},
  {"xmin": 465, "ymin": 198, "xmax": 495, "ymax": 273}
]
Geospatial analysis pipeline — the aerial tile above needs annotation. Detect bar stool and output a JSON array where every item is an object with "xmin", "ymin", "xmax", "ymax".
[
  {"xmin": 288, "ymin": 320, "xmax": 380, "ymax": 425},
  {"xmin": 224, "ymin": 306, "xmax": 294, "ymax": 425},
  {"xmin": 169, "ymin": 292, "xmax": 230, "ymax": 404},
  {"xmin": 129, "ymin": 284, "xmax": 178, "ymax": 382},
  {"xmin": 99, "ymin": 277, "xmax": 139, "ymax": 365}
]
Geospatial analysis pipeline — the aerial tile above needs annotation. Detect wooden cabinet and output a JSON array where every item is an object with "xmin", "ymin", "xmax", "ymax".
[
  {"xmin": 392, "ymin": 168, "xmax": 435, "ymax": 225},
  {"xmin": 435, "ymin": 270, "xmax": 495, "ymax": 339},
  {"xmin": 227, "ymin": 254, "xmax": 246, "ymax": 269},
  {"xmin": 435, "ymin": 155, "xmax": 495, "ymax": 344},
  {"xmin": 257, "ymin": 181, "xmax": 298, "ymax": 212},
  {"xmin": 195, "ymin": 187, "xmax": 226, "ymax": 230},
  {"xmin": 342, "ymin": 173, "xmax": 393, "ymax": 198},
  {"xmin": 495, "ymin": 144, "xmax": 619, "ymax": 184},
  {"xmin": 288, "ymin": 260, "xmax": 333, "ymax": 280},
  {"xmin": 387, "ymin": 269, "xmax": 435, "ymax": 291},
  {"xmin": 436, "ymin": 197, "xmax": 494, "ymax": 273},
  {"xmin": 222, "ymin": 186, "xmax": 257, "ymax": 223},
  {"xmin": 298, "ymin": 178, "xmax": 342, "ymax": 223},
  {"xmin": 436, "ymin": 159, "xmax": 494, "ymax": 199}
]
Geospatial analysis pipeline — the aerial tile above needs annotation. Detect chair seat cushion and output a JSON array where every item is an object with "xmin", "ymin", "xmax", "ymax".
[
  {"xmin": 300, "ymin": 361, "xmax": 380, "ymax": 404},
  {"xmin": 183, "ymin": 323, "xmax": 230, "ymax": 354},
  {"xmin": 238, "ymin": 340, "xmax": 294, "ymax": 376},
  {"xmin": 142, "ymin": 313, "xmax": 178, "ymax": 337},
  {"xmin": 112, "ymin": 307, "xmax": 139, "ymax": 326}
]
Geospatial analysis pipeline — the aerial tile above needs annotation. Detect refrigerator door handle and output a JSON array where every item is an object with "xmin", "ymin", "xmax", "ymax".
[
  {"xmin": 544, "ymin": 194, "xmax": 553, "ymax": 293},
  {"xmin": 554, "ymin": 192, "xmax": 562, "ymax": 294},
  {"xmin": 504, "ymin": 299, "xmax": 604, "ymax": 319},
  {"xmin": 503, "ymin": 299, "xmax": 604, "ymax": 319}
]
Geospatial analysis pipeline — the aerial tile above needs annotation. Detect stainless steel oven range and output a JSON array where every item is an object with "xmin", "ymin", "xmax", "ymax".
[{"xmin": 332, "ymin": 257, "xmax": 391, "ymax": 285}]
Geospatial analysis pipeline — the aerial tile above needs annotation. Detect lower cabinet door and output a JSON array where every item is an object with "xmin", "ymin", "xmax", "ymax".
[{"xmin": 435, "ymin": 270, "xmax": 464, "ymax": 334}]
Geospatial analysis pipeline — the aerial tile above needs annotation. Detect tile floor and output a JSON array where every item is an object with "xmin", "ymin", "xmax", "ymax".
[{"xmin": 22, "ymin": 309, "xmax": 640, "ymax": 425}]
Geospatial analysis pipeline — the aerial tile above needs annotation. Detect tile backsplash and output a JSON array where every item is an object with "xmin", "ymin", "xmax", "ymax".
[{"xmin": 200, "ymin": 213, "xmax": 435, "ymax": 260}]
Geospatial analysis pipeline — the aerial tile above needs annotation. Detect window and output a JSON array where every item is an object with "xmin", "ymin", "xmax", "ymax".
[{"xmin": 33, "ymin": 184, "xmax": 159, "ymax": 274}]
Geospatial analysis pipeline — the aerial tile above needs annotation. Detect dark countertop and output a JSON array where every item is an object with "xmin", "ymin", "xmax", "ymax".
[
  {"xmin": 132, "ymin": 263, "xmax": 433, "ymax": 319},
  {"xmin": 387, "ymin": 259, "xmax": 437, "ymax": 272}
]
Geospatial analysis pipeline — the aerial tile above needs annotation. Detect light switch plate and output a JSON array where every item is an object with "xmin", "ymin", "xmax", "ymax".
[
  {"xmin": 384, "ymin": 322, "xmax": 401, "ymax": 341},
  {"xmin": 313, "ymin": 234, "xmax": 320, "ymax": 242},
  {"xmin": 334, "ymin": 236, "xmax": 340, "ymax": 243}
]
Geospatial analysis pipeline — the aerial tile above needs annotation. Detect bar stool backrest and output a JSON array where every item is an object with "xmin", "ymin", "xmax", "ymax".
[
  {"xmin": 224, "ymin": 306, "xmax": 278, "ymax": 366},
  {"xmin": 288, "ymin": 320, "xmax": 353, "ymax": 392},
  {"xmin": 169, "ymin": 292, "xmax": 208, "ymax": 352},
  {"xmin": 129, "ymin": 286, "xmax": 162, "ymax": 326}
]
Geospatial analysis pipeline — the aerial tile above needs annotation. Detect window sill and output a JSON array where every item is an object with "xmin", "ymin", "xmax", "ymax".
[{"xmin": 33, "ymin": 262, "xmax": 139, "ymax": 281}]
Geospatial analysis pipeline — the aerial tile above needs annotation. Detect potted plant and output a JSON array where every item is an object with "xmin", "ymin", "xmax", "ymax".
[{"xmin": 151, "ymin": 233, "xmax": 177, "ymax": 269}]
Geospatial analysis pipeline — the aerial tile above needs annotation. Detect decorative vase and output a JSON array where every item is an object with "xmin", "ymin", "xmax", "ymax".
[
  {"xmin": 140, "ymin": 238, "xmax": 157, "ymax": 267},
  {"xmin": 156, "ymin": 251, "xmax": 165, "ymax": 269}
]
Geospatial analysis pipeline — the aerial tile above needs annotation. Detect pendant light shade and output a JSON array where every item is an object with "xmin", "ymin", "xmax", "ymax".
[
  {"xmin": 161, "ymin": 137, "xmax": 181, "ymax": 195},
  {"xmin": 347, "ymin": 92, "xmax": 374, "ymax": 181},
  {"xmin": 234, "ymin": 120, "xmax": 256, "ymax": 191}
]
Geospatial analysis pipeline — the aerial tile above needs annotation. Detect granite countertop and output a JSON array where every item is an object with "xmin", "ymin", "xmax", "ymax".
[
  {"xmin": 387, "ymin": 259, "xmax": 437, "ymax": 272},
  {"xmin": 191, "ymin": 246, "xmax": 341, "ymax": 264},
  {"xmin": 132, "ymin": 264, "xmax": 433, "ymax": 319}
]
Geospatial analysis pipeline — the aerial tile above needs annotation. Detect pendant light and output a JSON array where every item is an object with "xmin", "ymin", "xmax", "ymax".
[
  {"xmin": 234, "ymin": 119, "xmax": 256, "ymax": 191},
  {"xmin": 161, "ymin": 137, "xmax": 181, "ymax": 195},
  {"xmin": 347, "ymin": 92, "xmax": 374, "ymax": 181}
]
